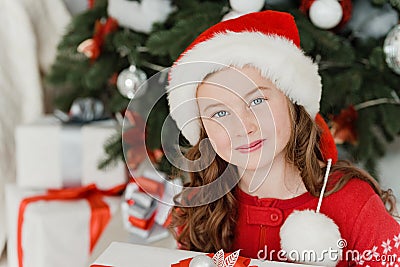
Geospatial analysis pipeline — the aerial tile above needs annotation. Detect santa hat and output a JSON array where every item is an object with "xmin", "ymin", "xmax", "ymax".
[{"xmin": 167, "ymin": 10, "xmax": 338, "ymax": 164}]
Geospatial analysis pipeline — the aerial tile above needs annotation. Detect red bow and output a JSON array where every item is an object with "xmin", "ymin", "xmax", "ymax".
[{"xmin": 77, "ymin": 17, "xmax": 119, "ymax": 60}]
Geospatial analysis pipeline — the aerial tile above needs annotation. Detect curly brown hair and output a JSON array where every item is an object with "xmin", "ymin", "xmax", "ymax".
[{"xmin": 169, "ymin": 101, "xmax": 398, "ymax": 252}]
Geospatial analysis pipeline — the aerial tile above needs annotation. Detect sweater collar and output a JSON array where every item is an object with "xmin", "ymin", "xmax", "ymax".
[{"xmin": 235, "ymin": 185, "xmax": 315, "ymax": 210}]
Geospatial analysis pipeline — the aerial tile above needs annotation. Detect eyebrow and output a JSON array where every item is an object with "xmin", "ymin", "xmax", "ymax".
[
  {"xmin": 243, "ymin": 86, "xmax": 270, "ymax": 98},
  {"xmin": 201, "ymin": 86, "xmax": 271, "ymax": 113},
  {"xmin": 202, "ymin": 102, "xmax": 225, "ymax": 114}
]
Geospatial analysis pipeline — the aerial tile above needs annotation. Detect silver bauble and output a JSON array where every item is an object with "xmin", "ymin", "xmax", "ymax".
[
  {"xmin": 189, "ymin": 255, "xmax": 216, "ymax": 267},
  {"xmin": 117, "ymin": 65, "xmax": 148, "ymax": 99},
  {"xmin": 384, "ymin": 25, "xmax": 400, "ymax": 75},
  {"xmin": 69, "ymin": 97, "xmax": 104, "ymax": 122}
]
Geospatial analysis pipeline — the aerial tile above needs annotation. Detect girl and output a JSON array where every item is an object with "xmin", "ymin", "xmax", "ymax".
[{"xmin": 166, "ymin": 10, "xmax": 400, "ymax": 266}]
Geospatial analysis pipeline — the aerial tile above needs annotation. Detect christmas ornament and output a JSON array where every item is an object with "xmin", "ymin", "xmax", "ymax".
[
  {"xmin": 223, "ymin": 0, "xmax": 264, "ymax": 21},
  {"xmin": 117, "ymin": 65, "xmax": 148, "ymax": 99},
  {"xmin": 280, "ymin": 159, "xmax": 343, "ymax": 267},
  {"xmin": 189, "ymin": 250, "xmax": 241, "ymax": 267},
  {"xmin": 69, "ymin": 97, "xmax": 105, "ymax": 122},
  {"xmin": 54, "ymin": 97, "xmax": 105, "ymax": 123},
  {"xmin": 300, "ymin": 0, "xmax": 352, "ymax": 29},
  {"xmin": 77, "ymin": 39, "xmax": 100, "ymax": 59},
  {"xmin": 221, "ymin": 10, "xmax": 243, "ymax": 21},
  {"xmin": 189, "ymin": 256, "xmax": 216, "ymax": 267},
  {"xmin": 308, "ymin": 0, "xmax": 343, "ymax": 29},
  {"xmin": 108, "ymin": 0, "xmax": 174, "ymax": 34},
  {"xmin": 329, "ymin": 105, "xmax": 358, "ymax": 145},
  {"xmin": 77, "ymin": 17, "xmax": 119, "ymax": 60},
  {"xmin": 229, "ymin": 0, "xmax": 264, "ymax": 13},
  {"xmin": 346, "ymin": 0, "xmax": 398, "ymax": 40},
  {"xmin": 384, "ymin": 25, "xmax": 400, "ymax": 75}
]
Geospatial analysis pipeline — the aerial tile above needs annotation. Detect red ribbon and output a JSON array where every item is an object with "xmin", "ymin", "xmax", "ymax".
[
  {"xmin": 17, "ymin": 184, "xmax": 125, "ymax": 267},
  {"xmin": 78, "ymin": 17, "xmax": 119, "ymax": 61},
  {"xmin": 128, "ymin": 212, "xmax": 156, "ymax": 230},
  {"xmin": 92, "ymin": 17, "xmax": 119, "ymax": 50}
]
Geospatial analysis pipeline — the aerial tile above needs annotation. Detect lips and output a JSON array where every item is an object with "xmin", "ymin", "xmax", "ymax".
[{"xmin": 236, "ymin": 139, "xmax": 265, "ymax": 153}]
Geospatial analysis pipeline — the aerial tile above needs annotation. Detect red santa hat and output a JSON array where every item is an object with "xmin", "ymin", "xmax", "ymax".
[{"xmin": 167, "ymin": 10, "xmax": 337, "ymax": 164}]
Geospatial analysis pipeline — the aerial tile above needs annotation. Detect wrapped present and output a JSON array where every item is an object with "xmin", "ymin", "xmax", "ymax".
[
  {"xmin": 122, "ymin": 169, "xmax": 182, "ymax": 239},
  {"xmin": 15, "ymin": 115, "xmax": 126, "ymax": 189},
  {"xmin": 5, "ymin": 183, "xmax": 123, "ymax": 267},
  {"xmin": 90, "ymin": 242, "xmax": 316, "ymax": 267}
]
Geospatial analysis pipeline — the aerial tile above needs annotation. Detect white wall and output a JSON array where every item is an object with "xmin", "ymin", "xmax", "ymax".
[{"xmin": 378, "ymin": 136, "xmax": 400, "ymax": 204}]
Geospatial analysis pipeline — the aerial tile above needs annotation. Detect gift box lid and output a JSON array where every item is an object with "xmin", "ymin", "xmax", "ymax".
[{"xmin": 90, "ymin": 242, "xmax": 320, "ymax": 267}]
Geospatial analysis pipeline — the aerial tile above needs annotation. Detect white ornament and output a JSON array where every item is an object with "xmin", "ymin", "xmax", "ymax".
[
  {"xmin": 229, "ymin": 0, "xmax": 264, "ymax": 13},
  {"xmin": 346, "ymin": 0, "xmax": 398, "ymax": 40},
  {"xmin": 188, "ymin": 249, "xmax": 241, "ymax": 267},
  {"xmin": 108, "ymin": 0, "xmax": 174, "ymax": 33},
  {"xmin": 189, "ymin": 255, "xmax": 216, "ymax": 267},
  {"xmin": 309, "ymin": 0, "xmax": 343, "ymax": 29},
  {"xmin": 221, "ymin": 11, "xmax": 244, "ymax": 21},
  {"xmin": 384, "ymin": 25, "xmax": 400, "ymax": 75},
  {"xmin": 280, "ymin": 210, "xmax": 343, "ymax": 267},
  {"xmin": 117, "ymin": 65, "xmax": 148, "ymax": 99}
]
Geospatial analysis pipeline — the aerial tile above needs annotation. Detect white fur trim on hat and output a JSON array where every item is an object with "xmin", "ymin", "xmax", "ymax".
[{"xmin": 167, "ymin": 31, "xmax": 322, "ymax": 146}]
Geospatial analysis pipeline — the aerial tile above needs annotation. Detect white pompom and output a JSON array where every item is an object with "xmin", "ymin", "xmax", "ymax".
[
  {"xmin": 108, "ymin": 0, "xmax": 174, "ymax": 33},
  {"xmin": 280, "ymin": 210, "xmax": 343, "ymax": 267},
  {"xmin": 309, "ymin": 0, "xmax": 343, "ymax": 29},
  {"xmin": 221, "ymin": 11, "xmax": 244, "ymax": 21},
  {"xmin": 229, "ymin": 0, "xmax": 264, "ymax": 13}
]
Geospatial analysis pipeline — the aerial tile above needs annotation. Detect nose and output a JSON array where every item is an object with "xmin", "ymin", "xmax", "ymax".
[{"xmin": 237, "ymin": 108, "xmax": 258, "ymax": 136}]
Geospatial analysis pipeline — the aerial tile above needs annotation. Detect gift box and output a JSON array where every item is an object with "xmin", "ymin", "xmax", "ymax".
[
  {"xmin": 122, "ymin": 169, "xmax": 182, "ymax": 239},
  {"xmin": 5, "ymin": 183, "xmax": 122, "ymax": 267},
  {"xmin": 90, "ymin": 242, "xmax": 317, "ymax": 267},
  {"xmin": 15, "ymin": 116, "xmax": 126, "ymax": 189}
]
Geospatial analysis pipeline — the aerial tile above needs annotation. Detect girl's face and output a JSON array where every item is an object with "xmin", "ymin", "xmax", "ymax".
[{"xmin": 196, "ymin": 65, "xmax": 292, "ymax": 171}]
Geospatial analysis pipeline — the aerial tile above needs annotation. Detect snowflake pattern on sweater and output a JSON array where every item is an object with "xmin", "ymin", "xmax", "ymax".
[{"xmin": 353, "ymin": 233, "xmax": 400, "ymax": 267}]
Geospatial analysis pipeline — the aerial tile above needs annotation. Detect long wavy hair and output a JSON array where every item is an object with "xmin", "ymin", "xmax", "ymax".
[{"xmin": 169, "ymin": 101, "xmax": 398, "ymax": 252}]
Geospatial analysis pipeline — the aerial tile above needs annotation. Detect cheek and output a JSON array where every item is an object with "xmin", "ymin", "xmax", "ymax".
[
  {"xmin": 202, "ymin": 120, "xmax": 232, "ymax": 152},
  {"xmin": 273, "ymin": 107, "xmax": 292, "ymax": 148}
]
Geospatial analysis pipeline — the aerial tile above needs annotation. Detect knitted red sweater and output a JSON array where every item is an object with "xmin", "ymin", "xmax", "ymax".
[{"xmin": 232, "ymin": 173, "xmax": 400, "ymax": 266}]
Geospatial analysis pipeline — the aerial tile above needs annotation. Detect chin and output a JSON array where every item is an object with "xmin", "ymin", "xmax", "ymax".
[{"xmin": 236, "ymin": 159, "xmax": 273, "ymax": 171}]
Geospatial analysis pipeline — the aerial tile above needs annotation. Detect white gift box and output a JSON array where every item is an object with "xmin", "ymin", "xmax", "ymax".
[
  {"xmin": 15, "ymin": 116, "xmax": 126, "ymax": 190},
  {"xmin": 90, "ymin": 242, "xmax": 319, "ymax": 267},
  {"xmin": 121, "ymin": 168, "xmax": 182, "ymax": 239},
  {"xmin": 5, "ymin": 184, "xmax": 121, "ymax": 267}
]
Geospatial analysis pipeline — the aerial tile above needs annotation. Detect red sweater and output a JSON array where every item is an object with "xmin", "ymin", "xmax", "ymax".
[{"xmin": 232, "ymin": 173, "xmax": 400, "ymax": 266}]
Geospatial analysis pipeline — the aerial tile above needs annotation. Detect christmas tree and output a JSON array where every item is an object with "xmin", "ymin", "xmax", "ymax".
[{"xmin": 46, "ymin": 0, "xmax": 400, "ymax": 177}]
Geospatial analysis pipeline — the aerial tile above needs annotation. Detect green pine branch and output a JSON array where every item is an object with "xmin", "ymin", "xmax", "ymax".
[{"xmin": 47, "ymin": 0, "xmax": 400, "ymax": 176}]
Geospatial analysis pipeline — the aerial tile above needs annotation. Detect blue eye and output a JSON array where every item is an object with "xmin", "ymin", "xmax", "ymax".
[
  {"xmin": 212, "ymin": 110, "xmax": 229, "ymax": 118},
  {"xmin": 251, "ymin": 97, "xmax": 265, "ymax": 106}
]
